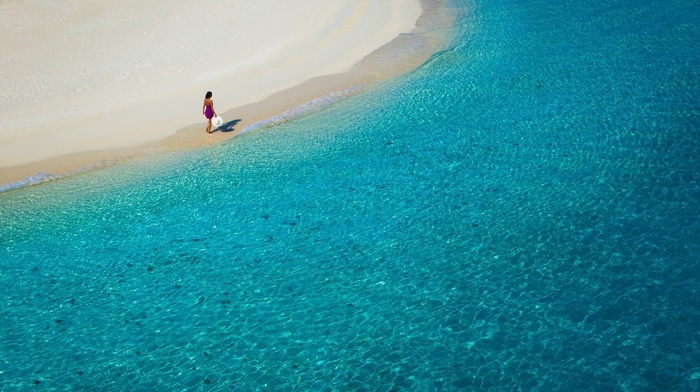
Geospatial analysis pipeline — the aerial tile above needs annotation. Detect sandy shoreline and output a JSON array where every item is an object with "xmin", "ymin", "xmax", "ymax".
[{"xmin": 0, "ymin": 0, "xmax": 456, "ymax": 191}]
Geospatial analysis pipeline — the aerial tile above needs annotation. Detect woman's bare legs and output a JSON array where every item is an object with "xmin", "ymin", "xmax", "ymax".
[{"xmin": 206, "ymin": 118, "xmax": 212, "ymax": 134}]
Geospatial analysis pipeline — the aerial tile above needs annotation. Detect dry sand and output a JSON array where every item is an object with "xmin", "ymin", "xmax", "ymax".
[{"xmin": 0, "ymin": 0, "xmax": 455, "ymax": 189}]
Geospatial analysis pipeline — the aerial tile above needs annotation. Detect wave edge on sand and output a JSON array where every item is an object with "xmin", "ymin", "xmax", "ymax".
[{"xmin": 0, "ymin": 0, "xmax": 459, "ymax": 193}]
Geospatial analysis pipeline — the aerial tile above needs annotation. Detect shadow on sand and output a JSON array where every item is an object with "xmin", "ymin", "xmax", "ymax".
[{"xmin": 215, "ymin": 119, "xmax": 241, "ymax": 133}]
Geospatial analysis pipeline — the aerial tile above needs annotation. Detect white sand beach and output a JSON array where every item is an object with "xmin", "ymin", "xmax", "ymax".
[{"xmin": 0, "ymin": 0, "xmax": 452, "ymax": 187}]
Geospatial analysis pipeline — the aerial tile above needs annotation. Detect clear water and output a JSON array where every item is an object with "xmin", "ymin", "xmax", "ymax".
[{"xmin": 2, "ymin": 0, "xmax": 699, "ymax": 390}]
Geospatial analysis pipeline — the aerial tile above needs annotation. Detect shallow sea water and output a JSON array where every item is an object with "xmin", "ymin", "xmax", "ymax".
[{"xmin": 1, "ymin": 0, "xmax": 699, "ymax": 390}]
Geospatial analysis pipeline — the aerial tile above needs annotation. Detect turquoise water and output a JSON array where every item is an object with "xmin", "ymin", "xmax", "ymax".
[{"xmin": 2, "ymin": 0, "xmax": 699, "ymax": 390}]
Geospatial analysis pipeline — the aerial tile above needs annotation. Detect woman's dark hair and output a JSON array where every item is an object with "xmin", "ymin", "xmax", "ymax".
[{"xmin": 205, "ymin": 91, "xmax": 212, "ymax": 99}]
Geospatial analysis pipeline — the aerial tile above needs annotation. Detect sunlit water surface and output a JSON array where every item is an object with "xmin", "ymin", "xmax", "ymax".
[{"xmin": 1, "ymin": 0, "xmax": 699, "ymax": 390}]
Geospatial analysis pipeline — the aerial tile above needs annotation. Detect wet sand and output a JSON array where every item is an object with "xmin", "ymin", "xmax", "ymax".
[{"xmin": 0, "ymin": 0, "xmax": 456, "ymax": 190}]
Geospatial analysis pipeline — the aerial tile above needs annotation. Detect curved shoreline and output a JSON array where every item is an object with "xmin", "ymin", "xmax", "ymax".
[{"xmin": 0, "ymin": 0, "xmax": 458, "ymax": 193}]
